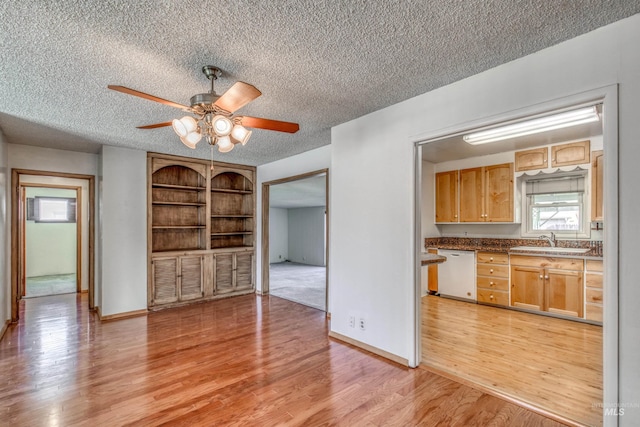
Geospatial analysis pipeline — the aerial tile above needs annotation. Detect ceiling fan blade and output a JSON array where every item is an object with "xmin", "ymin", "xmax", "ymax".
[
  {"xmin": 239, "ymin": 116, "xmax": 300, "ymax": 133},
  {"xmin": 108, "ymin": 85, "xmax": 191, "ymax": 110},
  {"xmin": 214, "ymin": 82, "xmax": 262, "ymax": 113},
  {"xmin": 136, "ymin": 121, "xmax": 173, "ymax": 129}
]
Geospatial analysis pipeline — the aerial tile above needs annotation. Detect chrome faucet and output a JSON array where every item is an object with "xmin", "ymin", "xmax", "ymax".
[{"xmin": 539, "ymin": 232, "xmax": 556, "ymax": 247}]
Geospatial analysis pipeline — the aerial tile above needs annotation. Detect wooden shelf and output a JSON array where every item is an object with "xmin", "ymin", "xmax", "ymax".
[
  {"xmin": 152, "ymin": 183, "xmax": 206, "ymax": 191},
  {"xmin": 211, "ymin": 188, "xmax": 253, "ymax": 194},
  {"xmin": 211, "ymin": 232, "xmax": 253, "ymax": 236},
  {"xmin": 152, "ymin": 201, "xmax": 206, "ymax": 207},
  {"xmin": 153, "ymin": 225, "xmax": 206, "ymax": 229},
  {"xmin": 211, "ymin": 214, "xmax": 253, "ymax": 218}
]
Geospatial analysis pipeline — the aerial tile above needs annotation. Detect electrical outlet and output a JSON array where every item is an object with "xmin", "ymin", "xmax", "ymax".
[
  {"xmin": 349, "ymin": 316, "xmax": 355, "ymax": 328},
  {"xmin": 359, "ymin": 318, "xmax": 366, "ymax": 331}
]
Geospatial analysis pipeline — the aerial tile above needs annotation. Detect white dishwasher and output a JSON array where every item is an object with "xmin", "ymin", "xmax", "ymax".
[{"xmin": 437, "ymin": 249, "xmax": 476, "ymax": 302}]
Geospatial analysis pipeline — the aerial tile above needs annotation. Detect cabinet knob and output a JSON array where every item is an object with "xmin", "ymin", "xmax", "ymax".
[
  {"xmin": 489, "ymin": 281, "xmax": 494, "ymax": 285},
  {"xmin": 489, "ymin": 257, "xmax": 493, "ymax": 261},
  {"xmin": 545, "ymin": 275, "xmax": 549, "ymax": 280},
  {"xmin": 490, "ymin": 269, "xmax": 493, "ymax": 273},
  {"xmin": 489, "ymin": 294, "xmax": 494, "ymax": 299},
  {"xmin": 454, "ymin": 214, "xmax": 458, "ymax": 218},
  {"xmin": 539, "ymin": 275, "xmax": 543, "ymax": 279}
]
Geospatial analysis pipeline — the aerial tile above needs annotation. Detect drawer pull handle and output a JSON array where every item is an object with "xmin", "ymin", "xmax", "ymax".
[{"xmin": 490, "ymin": 269, "xmax": 493, "ymax": 273}]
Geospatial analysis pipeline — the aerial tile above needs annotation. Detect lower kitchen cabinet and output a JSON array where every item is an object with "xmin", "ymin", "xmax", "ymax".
[
  {"xmin": 476, "ymin": 252, "xmax": 509, "ymax": 306},
  {"xmin": 151, "ymin": 254, "xmax": 204, "ymax": 306},
  {"xmin": 510, "ymin": 255, "xmax": 583, "ymax": 318},
  {"xmin": 585, "ymin": 259, "xmax": 603, "ymax": 322}
]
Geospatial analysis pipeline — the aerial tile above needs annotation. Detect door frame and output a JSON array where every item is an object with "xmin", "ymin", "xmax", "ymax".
[
  {"xmin": 11, "ymin": 169, "xmax": 96, "ymax": 321},
  {"xmin": 413, "ymin": 85, "xmax": 618, "ymax": 421},
  {"xmin": 261, "ymin": 169, "xmax": 329, "ymax": 312},
  {"xmin": 19, "ymin": 183, "xmax": 83, "ymax": 296}
]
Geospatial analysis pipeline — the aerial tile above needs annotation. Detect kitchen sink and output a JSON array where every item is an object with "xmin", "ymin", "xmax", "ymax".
[{"xmin": 510, "ymin": 246, "xmax": 590, "ymax": 254}]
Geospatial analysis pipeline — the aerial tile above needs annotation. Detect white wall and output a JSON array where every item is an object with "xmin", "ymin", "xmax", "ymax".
[
  {"xmin": 288, "ymin": 207, "xmax": 326, "ymax": 266},
  {"xmin": 257, "ymin": 145, "xmax": 331, "ymax": 294},
  {"xmin": 99, "ymin": 146, "xmax": 147, "ymax": 317},
  {"xmin": 269, "ymin": 207, "xmax": 289, "ymax": 263},
  {"xmin": 25, "ymin": 187, "xmax": 77, "ymax": 277},
  {"xmin": 331, "ymin": 14, "xmax": 640, "ymax": 424},
  {"xmin": 0, "ymin": 131, "xmax": 9, "ymax": 327}
]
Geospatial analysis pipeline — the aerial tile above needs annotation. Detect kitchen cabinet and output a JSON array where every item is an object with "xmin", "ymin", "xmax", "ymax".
[
  {"xmin": 515, "ymin": 147, "xmax": 548, "ymax": 171},
  {"xmin": 459, "ymin": 163, "xmax": 514, "ymax": 222},
  {"xmin": 510, "ymin": 255, "xmax": 583, "ymax": 318},
  {"xmin": 476, "ymin": 252, "xmax": 509, "ymax": 306},
  {"xmin": 435, "ymin": 170, "xmax": 459, "ymax": 223},
  {"xmin": 585, "ymin": 259, "xmax": 603, "ymax": 322},
  {"xmin": 591, "ymin": 150, "xmax": 604, "ymax": 222},
  {"xmin": 427, "ymin": 248, "xmax": 438, "ymax": 293},
  {"xmin": 551, "ymin": 140, "xmax": 590, "ymax": 167}
]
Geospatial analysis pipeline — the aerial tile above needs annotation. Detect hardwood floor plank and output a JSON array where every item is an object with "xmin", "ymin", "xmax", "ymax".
[
  {"xmin": 1, "ymin": 293, "xmax": 564, "ymax": 426},
  {"xmin": 422, "ymin": 295, "xmax": 602, "ymax": 426}
]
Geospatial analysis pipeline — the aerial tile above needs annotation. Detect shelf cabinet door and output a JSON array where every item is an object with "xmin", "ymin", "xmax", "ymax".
[
  {"xmin": 214, "ymin": 253, "xmax": 235, "ymax": 294},
  {"xmin": 435, "ymin": 170, "xmax": 459, "ymax": 222},
  {"xmin": 459, "ymin": 167, "xmax": 484, "ymax": 222},
  {"xmin": 235, "ymin": 252, "xmax": 254, "ymax": 290},
  {"xmin": 484, "ymin": 163, "xmax": 514, "ymax": 222},
  {"xmin": 510, "ymin": 265, "xmax": 544, "ymax": 311},
  {"xmin": 152, "ymin": 257, "xmax": 179, "ymax": 305},
  {"xmin": 546, "ymin": 268, "xmax": 583, "ymax": 318},
  {"xmin": 179, "ymin": 255, "xmax": 204, "ymax": 301}
]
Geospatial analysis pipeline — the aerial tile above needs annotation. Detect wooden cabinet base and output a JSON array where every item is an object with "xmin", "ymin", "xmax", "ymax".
[
  {"xmin": 477, "ymin": 289, "xmax": 509, "ymax": 306},
  {"xmin": 149, "ymin": 288, "xmax": 255, "ymax": 311}
]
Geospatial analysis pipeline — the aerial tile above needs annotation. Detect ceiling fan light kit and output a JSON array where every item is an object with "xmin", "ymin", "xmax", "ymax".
[{"xmin": 108, "ymin": 65, "xmax": 299, "ymax": 154}]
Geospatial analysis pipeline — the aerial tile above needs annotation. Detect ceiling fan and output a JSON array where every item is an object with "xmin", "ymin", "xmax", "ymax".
[{"xmin": 108, "ymin": 65, "xmax": 299, "ymax": 153}]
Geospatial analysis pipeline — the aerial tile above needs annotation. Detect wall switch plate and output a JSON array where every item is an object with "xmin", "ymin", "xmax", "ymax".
[{"xmin": 349, "ymin": 316, "xmax": 355, "ymax": 328}]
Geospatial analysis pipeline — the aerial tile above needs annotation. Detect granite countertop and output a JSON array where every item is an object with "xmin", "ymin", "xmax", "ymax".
[
  {"xmin": 424, "ymin": 237, "xmax": 603, "ymax": 258},
  {"xmin": 421, "ymin": 253, "xmax": 447, "ymax": 265}
]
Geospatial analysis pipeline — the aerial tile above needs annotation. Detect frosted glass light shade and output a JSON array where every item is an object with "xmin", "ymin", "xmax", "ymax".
[
  {"xmin": 216, "ymin": 135, "xmax": 234, "ymax": 153},
  {"xmin": 172, "ymin": 116, "xmax": 198, "ymax": 138},
  {"xmin": 180, "ymin": 131, "xmax": 202, "ymax": 149},
  {"xmin": 230, "ymin": 124, "xmax": 252, "ymax": 145},
  {"xmin": 212, "ymin": 115, "xmax": 233, "ymax": 136}
]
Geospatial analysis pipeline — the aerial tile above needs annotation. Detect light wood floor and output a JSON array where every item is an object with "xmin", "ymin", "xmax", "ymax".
[
  {"xmin": 422, "ymin": 295, "xmax": 603, "ymax": 427},
  {"xmin": 0, "ymin": 294, "xmax": 564, "ymax": 426}
]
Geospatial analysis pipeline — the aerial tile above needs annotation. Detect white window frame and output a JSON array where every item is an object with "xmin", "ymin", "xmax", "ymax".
[{"xmin": 521, "ymin": 172, "xmax": 590, "ymax": 238}]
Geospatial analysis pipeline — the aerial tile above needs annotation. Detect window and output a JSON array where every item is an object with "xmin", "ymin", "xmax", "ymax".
[
  {"xmin": 523, "ymin": 173, "xmax": 588, "ymax": 237},
  {"xmin": 27, "ymin": 197, "xmax": 77, "ymax": 223}
]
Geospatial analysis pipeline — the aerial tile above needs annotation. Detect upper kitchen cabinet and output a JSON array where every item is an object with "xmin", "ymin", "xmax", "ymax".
[
  {"xmin": 435, "ymin": 170, "xmax": 459, "ymax": 223},
  {"xmin": 459, "ymin": 163, "xmax": 514, "ymax": 222},
  {"xmin": 515, "ymin": 147, "xmax": 548, "ymax": 171},
  {"xmin": 551, "ymin": 140, "xmax": 590, "ymax": 167},
  {"xmin": 591, "ymin": 150, "xmax": 604, "ymax": 221}
]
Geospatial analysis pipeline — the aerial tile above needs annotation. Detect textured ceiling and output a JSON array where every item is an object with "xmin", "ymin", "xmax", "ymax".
[
  {"xmin": 270, "ymin": 174, "xmax": 327, "ymax": 209},
  {"xmin": 1, "ymin": 1, "xmax": 638, "ymax": 166}
]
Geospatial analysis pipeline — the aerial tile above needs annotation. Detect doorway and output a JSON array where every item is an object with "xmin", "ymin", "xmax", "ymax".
[
  {"xmin": 414, "ymin": 88, "xmax": 618, "ymax": 427},
  {"xmin": 11, "ymin": 169, "xmax": 95, "ymax": 321},
  {"xmin": 262, "ymin": 170, "xmax": 329, "ymax": 312},
  {"xmin": 22, "ymin": 185, "xmax": 79, "ymax": 298}
]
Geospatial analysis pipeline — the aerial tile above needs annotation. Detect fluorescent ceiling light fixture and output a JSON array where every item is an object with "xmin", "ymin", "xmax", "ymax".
[{"xmin": 463, "ymin": 106, "xmax": 600, "ymax": 145}]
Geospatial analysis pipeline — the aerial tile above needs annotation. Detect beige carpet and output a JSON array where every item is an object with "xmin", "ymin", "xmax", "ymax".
[{"xmin": 269, "ymin": 262, "xmax": 326, "ymax": 311}]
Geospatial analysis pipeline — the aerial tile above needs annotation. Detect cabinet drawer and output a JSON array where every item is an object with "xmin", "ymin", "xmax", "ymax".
[
  {"xmin": 510, "ymin": 255, "xmax": 583, "ymax": 271},
  {"xmin": 477, "ymin": 264, "xmax": 509, "ymax": 277},
  {"xmin": 586, "ymin": 304, "xmax": 603, "ymax": 322},
  {"xmin": 586, "ymin": 288, "xmax": 603, "ymax": 304},
  {"xmin": 586, "ymin": 272, "xmax": 603, "ymax": 289},
  {"xmin": 477, "ymin": 289, "xmax": 509, "ymax": 306},
  {"xmin": 477, "ymin": 276, "xmax": 509, "ymax": 291},
  {"xmin": 586, "ymin": 259, "xmax": 603, "ymax": 272},
  {"xmin": 477, "ymin": 252, "xmax": 508, "ymax": 264}
]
